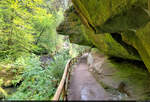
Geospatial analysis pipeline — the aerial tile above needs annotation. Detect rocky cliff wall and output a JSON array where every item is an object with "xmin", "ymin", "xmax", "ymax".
[{"xmin": 57, "ymin": 0, "xmax": 150, "ymax": 71}]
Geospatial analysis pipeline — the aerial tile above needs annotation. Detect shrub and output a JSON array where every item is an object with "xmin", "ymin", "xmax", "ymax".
[{"xmin": 8, "ymin": 51, "xmax": 70, "ymax": 100}]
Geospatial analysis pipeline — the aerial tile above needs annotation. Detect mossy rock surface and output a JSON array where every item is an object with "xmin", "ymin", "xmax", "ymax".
[
  {"xmin": 110, "ymin": 59, "xmax": 150, "ymax": 100},
  {"xmin": 57, "ymin": 6, "xmax": 93, "ymax": 46},
  {"xmin": 121, "ymin": 22, "xmax": 150, "ymax": 72},
  {"xmin": 94, "ymin": 59, "xmax": 150, "ymax": 100},
  {"xmin": 57, "ymin": 6, "xmax": 141, "ymax": 61},
  {"xmin": 58, "ymin": 0, "xmax": 150, "ymax": 71},
  {"xmin": 57, "ymin": 0, "xmax": 150, "ymax": 71},
  {"xmin": 88, "ymin": 50, "xmax": 150, "ymax": 100},
  {"xmin": 72, "ymin": 0, "xmax": 149, "ymax": 33}
]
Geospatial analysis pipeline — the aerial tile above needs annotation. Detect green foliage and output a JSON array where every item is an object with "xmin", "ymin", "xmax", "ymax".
[
  {"xmin": 0, "ymin": 0, "xmax": 65, "ymax": 60},
  {"xmin": 0, "ymin": 0, "xmax": 72, "ymax": 100},
  {"xmin": 0, "ymin": 0, "xmax": 44, "ymax": 60},
  {"xmin": 32, "ymin": 1, "xmax": 64, "ymax": 55},
  {"xmin": 69, "ymin": 43, "xmax": 90, "ymax": 57},
  {"xmin": 8, "ymin": 49, "xmax": 70, "ymax": 100},
  {"xmin": 49, "ymin": 49, "xmax": 70, "ymax": 82}
]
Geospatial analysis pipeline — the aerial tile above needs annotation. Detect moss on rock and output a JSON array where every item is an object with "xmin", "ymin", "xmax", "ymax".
[
  {"xmin": 69, "ymin": 0, "xmax": 150, "ymax": 71},
  {"xmin": 72, "ymin": 0, "xmax": 149, "ymax": 33},
  {"xmin": 57, "ymin": 6, "xmax": 141, "ymax": 60},
  {"xmin": 57, "ymin": 0, "xmax": 150, "ymax": 71},
  {"xmin": 121, "ymin": 22, "xmax": 150, "ymax": 71},
  {"xmin": 57, "ymin": 6, "xmax": 93, "ymax": 46}
]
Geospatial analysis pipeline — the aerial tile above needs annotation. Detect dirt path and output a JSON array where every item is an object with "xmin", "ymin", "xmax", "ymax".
[{"xmin": 68, "ymin": 58, "xmax": 110, "ymax": 100}]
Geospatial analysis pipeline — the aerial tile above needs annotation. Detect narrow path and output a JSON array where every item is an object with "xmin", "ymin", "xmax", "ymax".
[{"xmin": 68, "ymin": 58, "xmax": 110, "ymax": 100}]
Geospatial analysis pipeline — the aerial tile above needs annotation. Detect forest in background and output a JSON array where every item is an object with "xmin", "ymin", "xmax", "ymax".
[{"xmin": 0, "ymin": 0, "xmax": 89, "ymax": 100}]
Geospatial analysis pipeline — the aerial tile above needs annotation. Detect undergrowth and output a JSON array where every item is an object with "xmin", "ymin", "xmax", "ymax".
[{"xmin": 7, "ymin": 49, "xmax": 70, "ymax": 100}]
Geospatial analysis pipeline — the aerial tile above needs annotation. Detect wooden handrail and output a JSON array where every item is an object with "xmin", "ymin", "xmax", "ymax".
[
  {"xmin": 53, "ymin": 57, "xmax": 79, "ymax": 100},
  {"xmin": 53, "ymin": 59, "xmax": 71, "ymax": 100}
]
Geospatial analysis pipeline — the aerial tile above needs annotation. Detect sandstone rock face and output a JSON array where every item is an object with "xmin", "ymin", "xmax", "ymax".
[
  {"xmin": 72, "ymin": 0, "xmax": 149, "ymax": 33},
  {"xmin": 71, "ymin": 0, "xmax": 150, "ymax": 71},
  {"xmin": 57, "ymin": 6, "xmax": 93, "ymax": 46},
  {"xmin": 75, "ymin": 48, "xmax": 150, "ymax": 100},
  {"xmin": 87, "ymin": 48, "xmax": 106, "ymax": 74},
  {"xmin": 88, "ymin": 49, "xmax": 150, "ymax": 100},
  {"xmin": 57, "ymin": 6, "xmax": 141, "ymax": 61},
  {"xmin": 57, "ymin": 0, "xmax": 150, "ymax": 71}
]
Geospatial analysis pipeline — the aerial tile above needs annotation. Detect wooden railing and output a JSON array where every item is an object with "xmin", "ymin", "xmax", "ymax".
[{"xmin": 53, "ymin": 56, "xmax": 79, "ymax": 101}]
